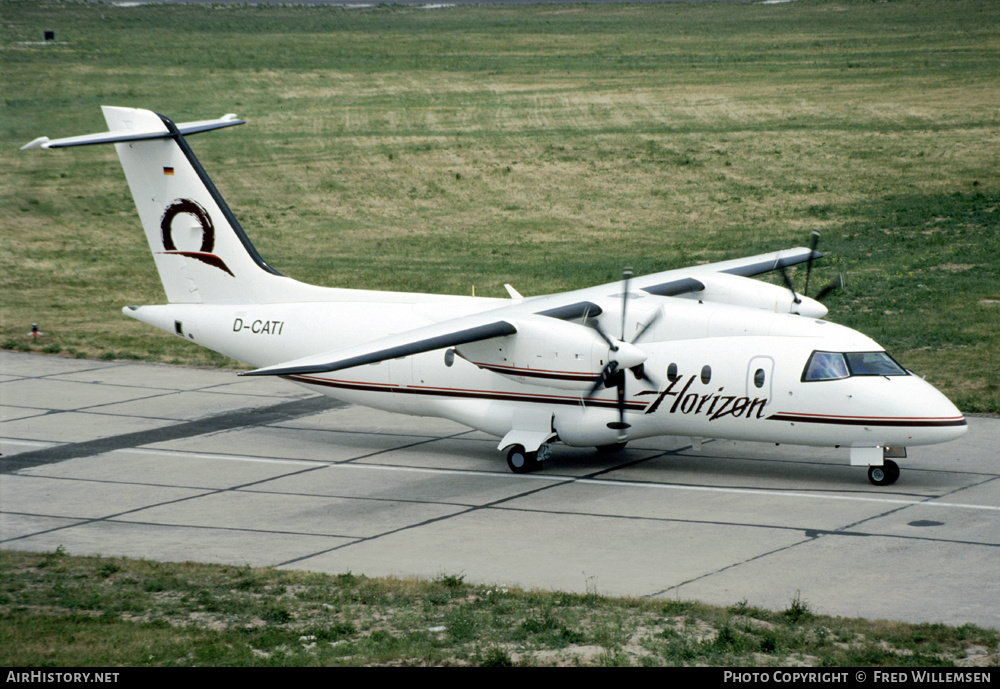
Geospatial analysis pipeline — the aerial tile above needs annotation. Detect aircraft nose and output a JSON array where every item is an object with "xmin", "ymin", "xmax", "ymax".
[
  {"xmin": 913, "ymin": 378, "xmax": 968, "ymax": 443},
  {"xmin": 938, "ymin": 399, "xmax": 968, "ymax": 440}
]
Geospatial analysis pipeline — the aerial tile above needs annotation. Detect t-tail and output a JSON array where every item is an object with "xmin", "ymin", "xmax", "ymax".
[{"xmin": 22, "ymin": 106, "xmax": 299, "ymax": 305}]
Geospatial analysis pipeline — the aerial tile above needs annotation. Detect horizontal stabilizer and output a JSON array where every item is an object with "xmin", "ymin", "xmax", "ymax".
[{"xmin": 21, "ymin": 114, "xmax": 243, "ymax": 150}]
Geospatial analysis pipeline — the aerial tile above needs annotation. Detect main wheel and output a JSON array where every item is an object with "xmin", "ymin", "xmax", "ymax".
[
  {"xmin": 868, "ymin": 459, "xmax": 900, "ymax": 486},
  {"xmin": 506, "ymin": 445, "xmax": 539, "ymax": 474},
  {"xmin": 596, "ymin": 442, "xmax": 628, "ymax": 454},
  {"xmin": 884, "ymin": 459, "xmax": 900, "ymax": 484}
]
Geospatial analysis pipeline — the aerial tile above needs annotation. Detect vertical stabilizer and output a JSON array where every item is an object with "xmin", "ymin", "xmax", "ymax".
[
  {"xmin": 24, "ymin": 106, "xmax": 303, "ymax": 305},
  {"xmin": 101, "ymin": 106, "xmax": 288, "ymax": 304}
]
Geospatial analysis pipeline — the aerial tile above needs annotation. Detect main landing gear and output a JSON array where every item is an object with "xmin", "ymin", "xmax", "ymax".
[
  {"xmin": 867, "ymin": 459, "xmax": 900, "ymax": 486},
  {"xmin": 506, "ymin": 444, "xmax": 549, "ymax": 473}
]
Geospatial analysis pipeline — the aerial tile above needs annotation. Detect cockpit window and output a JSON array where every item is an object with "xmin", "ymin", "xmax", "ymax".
[
  {"xmin": 844, "ymin": 351, "xmax": 908, "ymax": 377},
  {"xmin": 802, "ymin": 351, "xmax": 849, "ymax": 381},
  {"xmin": 802, "ymin": 350, "xmax": 909, "ymax": 382}
]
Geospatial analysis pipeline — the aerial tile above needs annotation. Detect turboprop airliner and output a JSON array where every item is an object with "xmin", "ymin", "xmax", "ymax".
[{"xmin": 23, "ymin": 107, "xmax": 967, "ymax": 485}]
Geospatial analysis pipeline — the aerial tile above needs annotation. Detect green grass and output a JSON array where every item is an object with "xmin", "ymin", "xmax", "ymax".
[
  {"xmin": 2, "ymin": 549, "xmax": 996, "ymax": 667},
  {"xmin": 1, "ymin": 0, "xmax": 998, "ymax": 411}
]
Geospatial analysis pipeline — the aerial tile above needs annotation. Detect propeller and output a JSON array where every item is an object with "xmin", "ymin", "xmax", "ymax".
[
  {"xmin": 583, "ymin": 268, "xmax": 660, "ymax": 435},
  {"xmin": 778, "ymin": 230, "xmax": 844, "ymax": 312},
  {"xmin": 814, "ymin": 274, "xmax": 844, "ymax": 302}
]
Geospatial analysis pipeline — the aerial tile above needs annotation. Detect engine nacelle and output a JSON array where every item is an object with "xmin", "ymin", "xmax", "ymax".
[
  {"xmin": 455, "ymin": 315, "xmax": 641, "ymax": 390},
  {"xmin": 678, "ymin": 272, "xmax": 827, "ymax": 318}
]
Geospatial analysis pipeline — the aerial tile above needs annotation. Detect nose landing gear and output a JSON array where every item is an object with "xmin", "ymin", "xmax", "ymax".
[{"xmin": 868, "ymin": 459, "xmax": 900, "ymax": 486}]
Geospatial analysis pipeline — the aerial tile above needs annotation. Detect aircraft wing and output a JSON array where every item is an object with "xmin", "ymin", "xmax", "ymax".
[
  {"xmin": 691, "ymin": 246, "xmax": 821, "ymax": 277},
  {"xmin": 241, "ymin": 319, "xmax": 517, "ymax": 377},
  {"xmin": 630, "ymin": 246, "xmax": 821, "ymax": 297},
  {"xmin": 241, "ymin": 300, "xmax": 603, "ymax": 377},
  {"xmin": 243, "ymin": 247, "xmax": 821, "ymax": 378}
]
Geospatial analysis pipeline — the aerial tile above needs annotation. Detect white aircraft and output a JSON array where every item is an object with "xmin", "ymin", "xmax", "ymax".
[{"xmin": 23, "ymin": 106, "xmax": 967, "ymax": 485}]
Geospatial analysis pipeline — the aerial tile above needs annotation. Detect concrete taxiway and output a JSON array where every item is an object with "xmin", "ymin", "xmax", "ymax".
[{"xmin": 1, "ymin": 351, "xmax": 997, "ymax": 629}]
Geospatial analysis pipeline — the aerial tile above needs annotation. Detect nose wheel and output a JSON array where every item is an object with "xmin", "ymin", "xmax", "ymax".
[{"xmin": 868, "ymin": 459, "xmax": 900, "ymax": 486}]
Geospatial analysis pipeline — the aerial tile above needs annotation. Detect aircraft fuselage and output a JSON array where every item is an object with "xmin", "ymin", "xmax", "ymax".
[{"xmin": 126, "ymin": 292, "xmax": 965, "ymax": 453}]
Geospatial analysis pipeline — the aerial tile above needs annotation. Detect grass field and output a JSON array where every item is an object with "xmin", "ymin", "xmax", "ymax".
[
  {"xmin": 2, "ymin": 549, "xmax": 997, "ymax": 666},
  {"xmin": 1, "ymin": 0, "xmax": 998, "ymax": 411}
]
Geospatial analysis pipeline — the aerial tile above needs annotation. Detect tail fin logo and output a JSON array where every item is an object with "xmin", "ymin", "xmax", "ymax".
[{"xmin": 159, "ymin": 199, "xmax": 235, "ymax": 277}]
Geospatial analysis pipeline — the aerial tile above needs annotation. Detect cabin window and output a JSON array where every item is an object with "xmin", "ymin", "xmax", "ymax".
[
  {"xmin": 667, "ymin": 363, "xmax": 679, "ymax": 382},
  {"xmin": 753, "ymin": 368, "xmax": 766, "ymax": 388},
  {"xmin": 700, "ymin": 365, "xmax": 712, "ymax": 384},
  {"xmin": 444, "ymin": 348, "xmax": 455, "ymax": 367}
]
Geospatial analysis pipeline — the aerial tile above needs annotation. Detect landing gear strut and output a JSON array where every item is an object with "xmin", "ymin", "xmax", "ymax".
[
  {"xmin": 506, "ymin": 445, "xmax": 541, "ymax": 474},
  {"xmin": 867, "ymin": 459, "xmax": 900, "ymax": 486}
]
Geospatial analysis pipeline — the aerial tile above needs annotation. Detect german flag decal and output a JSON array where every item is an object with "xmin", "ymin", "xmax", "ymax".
[{"xmin": 163, "ymin": 167, "xmax": 174, "ymax": 176}]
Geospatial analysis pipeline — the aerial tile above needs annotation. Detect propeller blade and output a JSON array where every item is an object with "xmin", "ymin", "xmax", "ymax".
[
  {"xmin": 607, "ymin": 405, "xmax": 630, "ymax": 430},
  {"xmin": 582, "ymin": 303, "xmax": 620, "ymax": 352},
  {"xmin": 620, "ymin": 267, "xmax": 633, "ymax": 341},
  {"xmin": 585, "ymin": 361, "xmax": 619, "ymax": 399},
  {"xmin": 604, "ymin": 268, "xmax": 640, "ymax": 434},
  {"xmin": 586, "ymin": 318, "xmax": 618, "ymax": 351},
  {"xmin": 607, "ymin": 373, "xmax": 630, "ymax": 431},
  {"xmin": 778, "ymin": 265, "xmax": 803, "ymax": 306},
  {"xmin": 631, "ymin": 309, "xmax": 661, "ymax": 344},
  {"xmin": 804, "ymin": 230, "xmax": 820, "ymax": 297},
  {"xmin": 587, "ymin": 267, "xmax": 641, "ymax": 435},
  {"xmin": 815, "ymin": 274, "xmax": 844, "ymax": 302},
  {"xmin": 631, "ymin": 363, "xmax": 659, "ymax": 390}
]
